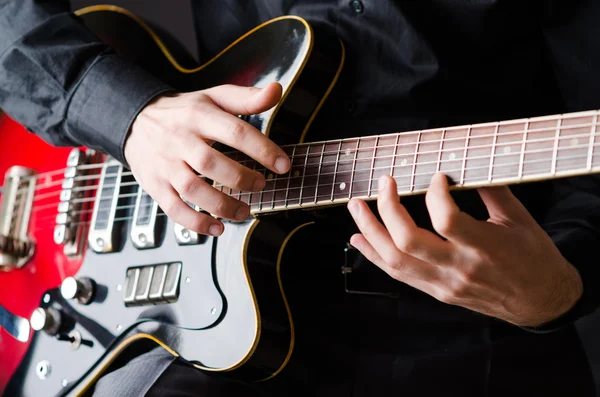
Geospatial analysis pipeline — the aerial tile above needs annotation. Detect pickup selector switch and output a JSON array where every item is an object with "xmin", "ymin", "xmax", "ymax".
[{"xmin": 60, "ymin": 276, "xmax": 95, "ymax": 305}]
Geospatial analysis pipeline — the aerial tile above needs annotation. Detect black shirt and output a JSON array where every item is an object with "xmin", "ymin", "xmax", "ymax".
[{"xmin": 2, "ymin": 1, "xmax": 600, "ymax": 395}]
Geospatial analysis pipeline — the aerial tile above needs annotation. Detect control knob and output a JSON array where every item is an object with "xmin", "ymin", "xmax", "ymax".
[
  {"xmin": 30, "ymin": 307, "xmax": 62, "ymax": 336},
  {"xmin": 61, "ymin": 276, "xmax": 95, "ymax": 305}
]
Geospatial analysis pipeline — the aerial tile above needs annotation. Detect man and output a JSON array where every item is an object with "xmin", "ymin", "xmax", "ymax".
[{"xmin": 1, "ymin": 0, "xmax": 600, "ymax": 396}]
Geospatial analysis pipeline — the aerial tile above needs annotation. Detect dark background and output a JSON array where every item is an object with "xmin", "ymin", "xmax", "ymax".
[{"xmin": 70, "ymin": 0, "xmax": 600, "ymax": 393}]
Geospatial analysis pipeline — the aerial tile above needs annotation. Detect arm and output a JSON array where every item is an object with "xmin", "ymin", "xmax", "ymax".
[
  {"xmin": 0, "ymin": 0, "xmax": 172, "ymax": 164},
  {"xmin": 0, "ymin": 0, "xmax": 291, "ymax": 235}
]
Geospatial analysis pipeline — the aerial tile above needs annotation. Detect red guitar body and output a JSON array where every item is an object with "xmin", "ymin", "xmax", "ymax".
[{"xmin": 0, "ymin": 114, "xmax": 84, "ymax": 392}]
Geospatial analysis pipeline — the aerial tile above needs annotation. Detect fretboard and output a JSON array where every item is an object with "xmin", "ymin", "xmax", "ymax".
[{"xmin": 215, "ymin": 109, "xmax": 600, "ymax": 215}]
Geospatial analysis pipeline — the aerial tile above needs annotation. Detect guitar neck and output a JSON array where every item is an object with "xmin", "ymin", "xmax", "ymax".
[{"xmin": 216, "ymin": 109, "xmax": 600, "ymax": 215}]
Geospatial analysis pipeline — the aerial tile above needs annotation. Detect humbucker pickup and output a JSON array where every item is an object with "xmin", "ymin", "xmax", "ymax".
[{"xmin": 123, "ymin": 262, "xmax": 182, "ymax": 306}]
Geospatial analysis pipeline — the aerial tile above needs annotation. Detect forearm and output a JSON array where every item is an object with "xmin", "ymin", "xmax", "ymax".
[{"xmin": 0, "ymin": 0, "xmax": 171, "ymax": 164}]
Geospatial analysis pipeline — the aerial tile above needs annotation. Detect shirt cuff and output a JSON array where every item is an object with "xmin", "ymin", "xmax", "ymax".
[{"xmin": 66, "ymin": 53, "xmax": 173, "ymax": 166}]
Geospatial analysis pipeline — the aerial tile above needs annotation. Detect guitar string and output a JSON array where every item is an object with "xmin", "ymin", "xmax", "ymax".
[
  {"xmin": 25, "ymin": 138, "xmax": 600, "ymax": 212},
  {"xmin": 21, "ymin": 126, "xmax": 600, "ymax": 207},
  {"xmin": 30, "ymin": 149, "xmax": 598, "ymax": 229},
  {"xmin": 31, "ymin": 152, "xmax": 595, "ymax": 234},
  {"xmin": 9, "ymin": 119, "xmax": 600, "ymax": 198}
]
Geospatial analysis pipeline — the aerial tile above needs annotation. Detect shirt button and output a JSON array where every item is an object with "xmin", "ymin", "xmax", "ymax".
[{"xmin": 349, "ymin": 0, "xmax": 364, "ymax": 14}]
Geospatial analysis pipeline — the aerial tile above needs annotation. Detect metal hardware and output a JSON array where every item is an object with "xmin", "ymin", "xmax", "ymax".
[
  {"xmin": 0, "ymin": 303, "xmax": 30, "ymax": 342},
  {"xmin": 130, "ymin": 188, "xmax": 161, "ymax": 249},
  {"xmin": 60, "ymin": 276, "xmax": 95, "ymax": 305},
  {"xmin": 342, "ymin": 244, "xmax": 399, "ymax": 299},
  {"xmin": 0, "ymin": 166, "xmax": 36, "ymax": 271},
  {"xmin": 123, "ymin": 262, "xmax": 182, "ymax": 306},
  {"xmin": 88, "ymin": 159, "xmax": 123, "ymax": 253},
  {"xmin": 36, "ymin": 360, "xmax": 51, "ymax": 380},
  {"xmin": 30, "ymin": 307, "xmax": 62, "ymax": 336}
]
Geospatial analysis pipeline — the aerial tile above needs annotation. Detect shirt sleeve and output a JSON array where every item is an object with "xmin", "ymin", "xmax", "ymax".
[
  {"xmin": 0, "ymin": 0, "xmax": 173, "ymax": 165},
  {"xmin": 524, "ymin": 0, "xmax": 600, "ymax": 332}
]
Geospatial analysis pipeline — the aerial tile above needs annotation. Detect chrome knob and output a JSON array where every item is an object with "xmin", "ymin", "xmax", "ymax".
[
  {"xmin": 30, "ymin": 307, "xmax": 62, "ymax": 335},
  {"xmin": 60, "ymin": 276, "xmax": 95, "ymax": 305}
]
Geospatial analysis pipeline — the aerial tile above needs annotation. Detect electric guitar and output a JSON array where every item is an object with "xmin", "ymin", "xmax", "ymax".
[{"xmin": 3, "ymin": 5, "xmax": 600, "ymax": 397}]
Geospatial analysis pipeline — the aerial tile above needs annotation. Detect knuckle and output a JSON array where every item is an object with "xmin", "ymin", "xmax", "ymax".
[
  {"xmin": 435, "ymin": 289, "xmax": 456, "ymax": 305},
  {"xmin": 212, "ymin": 197, "xmax": 233, "ymax": 217},
  {"xmin": 195, "ymin": 151, "xmax": 216, "ymax": 173},
  {"xmin": 396, "ymin": 234, "xmax": 419, "ymax": 254},
  {"xmin": 160, "ymin": 195, "xmax": 181, "ymax": 218},
  {"xmin": 176, "ymin": 174, "xmax": 201, "ymax": 197},
  {"xmin": 226, "ymin": 120, "xmax": 246, "ymax": 141},
  {"xmin": 188, "ymin": 215, "xmax": 211, "ymax": 235}
]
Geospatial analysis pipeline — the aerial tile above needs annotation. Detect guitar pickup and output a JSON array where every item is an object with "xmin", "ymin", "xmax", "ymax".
[
  {"xmin": 88, "ymin": 159, "xmax": 123, "ymax": 253},
  {"xmin": 130, "ymin": 188, "xmax": 162, "ymax": 249},
  {"xmin": 123, "ymin": 262, "xmax": 182, "ymax": 306}
]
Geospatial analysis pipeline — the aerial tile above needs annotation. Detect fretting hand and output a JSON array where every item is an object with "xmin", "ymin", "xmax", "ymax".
[
  {"xmin": 124, "ymin": 82, "xmax": 290, "ymax": 236},
  {"xmin": 347, "ymin": 173, "xmax": 583, "ymax": 327}
]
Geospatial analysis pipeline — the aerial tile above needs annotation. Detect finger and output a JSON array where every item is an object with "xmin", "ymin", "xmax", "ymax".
[
  {"xmin": 350, "ymin": 234, "xmax": 443, "ymax": 296},
  {"xmin": 204, "ymin": 82, "xmax": 283, "ymax": 116},
  {"xmin": 183, "ymin": 140, "xmax": 266, "ymax": 192},
  {"xmin": 171, "ymin": 164, "xmax": 250, "ymax": 221},
  {"xmin": 425, "ymin": 173, "xmax": 481, "ymax": 244},
  {"xmin": 477, "ymin": 185, "xmax": 533, "ymax": 226},
  {"xmin": 158, "ymin": 187, "xmax": 224, "ymax": 236},
  {"xmin": 377, "ymin": 176, "xmax": 455, "ymax": 265},
  {"xmin": 198, "ymin": 107, "xmax": 290, "ymax": 174},
  {"xmin": 347, "ymin": 198, "xmax": 439, "ymax": 282}
]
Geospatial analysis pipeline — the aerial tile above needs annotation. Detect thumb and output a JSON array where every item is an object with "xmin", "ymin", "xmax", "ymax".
[
  {"xmin": 204, "ymin": 82, "xmax": 283, "ymax": 115},
  {"xmin": 477, "ymin": 185, "xmax": 533, "ymax": 226}
]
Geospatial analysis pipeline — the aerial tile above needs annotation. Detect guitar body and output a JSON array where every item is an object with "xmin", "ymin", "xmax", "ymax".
[
  {"xmin": 0, "ymin": 116, "xmax": 85, "ymax": 391},
  {"xmin": 4, "ymin": 6, "xmax": 344, "ymax": 397}
]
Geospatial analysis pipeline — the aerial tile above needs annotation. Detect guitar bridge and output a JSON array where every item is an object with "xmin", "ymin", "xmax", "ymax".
[{"xmin": 0, "ymin": 166, "xmax": 36, "ymax": 271}]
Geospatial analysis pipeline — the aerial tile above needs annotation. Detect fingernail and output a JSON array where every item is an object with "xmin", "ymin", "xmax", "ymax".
[
  {"xmin": 235, "ymin": 206, "xmax": 249, "ymax": 221},
  {"xmin": 253, "ymin": 178, "xmax": 265, "ymax": 191},
  {"xmin": 209, "ymin": 224, "xmax": 223, "ymax": 236},
  {"xmin": 347, "ymin": 199, "xmax": 360, "ymax": 216},
  {"xmin": 379, "ymin": 176, "xmax": 388, "ymax": 190},
  {"xmin": 275, "ymin": 156, "xmax": 290, "ymax": 173}
]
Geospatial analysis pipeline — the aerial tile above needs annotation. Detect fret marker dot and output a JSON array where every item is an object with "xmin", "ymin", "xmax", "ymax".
[
  {"xmin": 503, "ymin": 146, "xmax": 511, "ymax": 154},
  {"xmin": 449, "ymin": 153, "xmax": 456, "ymax": 160},
  {"xmin": 345, "ymin": 149, "xmax": 352, "ymax": 156},
  {"xmin": 267, "ymin": 173, "xmax": 273, "ymax": 181},
  {"xmin": 293, "ymin": 170, "xmax": 300, "ymax": 178},
  {"xmin": 401, "ymin": 159, "xmax": 408, "ymax": 166},
  {"xmin": 339, "ymin": 182, "xmax": 346, "ymax": 191},
  {"xmin": 571, "ymin": 138, "xmax": 579, "ymax": 146}
]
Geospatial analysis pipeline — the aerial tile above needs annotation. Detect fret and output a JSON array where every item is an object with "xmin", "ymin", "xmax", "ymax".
[
  {"xmin": 334, "ymin": 139, "xmax": 359, "ymax": 201},
  {"xmin": 315, "ymin": 142, "xmax": 341, "ymax": 202},
  {"xmin": 390, "ymin": 133, "xmax": 400, "ymax": 177},
  {"xmin": 283, "ymin": 145, "xmax": 297, "ymax": 207},
  {"xmin": 286, "ymin": 144, "xmax": 309, "ymax": 207},
  {"xmin": 491, "ymin": 122, "xmax": 524, "ymax": 181},
  {"xmin": 248, "ymin": 158, "xmax": 261, "ymax": 211},
  {"xmin": 299, "ymin": 144, "xmax": 321, "ymax": 206},
  {"xmin": 551, "ymin": 118, "xmax": 561, "ymax": 175},
  {"xmin": 463, "ymin": 124, "xmax": 496, "ymax": 185},
  {"xmin": 329, "ymin": 140, "xmax": 343, "ymax": 202},
  {"xmin": 351, "ymin": 137, "xmax": 377, "ymax": 198},
  {"xmin": 371, "ymin": 135, "xmax": 397, "ymax": 194},
  {"xmin": 367, "ymin": 136, "xmax": 380, "ymax": 196},
  {"xmin": 518, "ymin": 121, "xmax": 528, "ymax": 179},
  {"xmin": 436, "ymin": 129, "xmax": 445, "ymax": 173},
  {"xmin": 313, "ymin": 143, "xmax": 326, "ymax": 203},
  {"xmin": 438, "ymin": 127, "xmax": 468, "ymax": 185},
  {"xmin": 488, "ymin": 123, "xmax": 499, "ymax": 182},
  {"xmin": 410, "ymin": 132, "xmax": 421, "ymax": 192},
  {"xmin": 459, "ymin": 126, "xmax": 471, "ymax": 185},
  {"xmin": 555, "ymin": 114, "xmax": 595, "ymax": 174},
  {"xmin": 347, "ymin": 138, "xmax": 361, "ymax": 200},
  {"xmin": 587, "ymin": 113, "xmax": 598, "ymax": 170},
  {"xmin": 414, "ymin": 129, "xmax": 443, "ymax": 190},
  {"xmin": 521, "ymin": 118, "xmax": 554, "ymax": 178}
]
